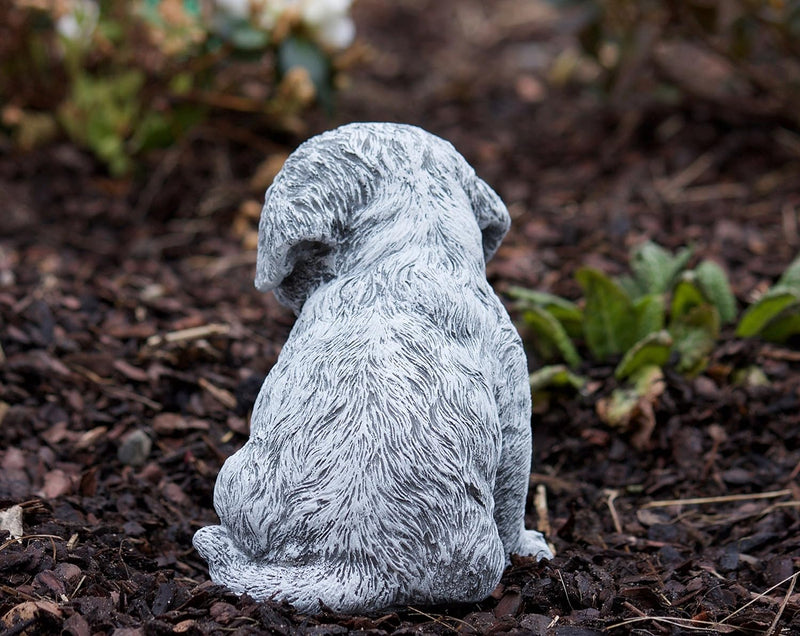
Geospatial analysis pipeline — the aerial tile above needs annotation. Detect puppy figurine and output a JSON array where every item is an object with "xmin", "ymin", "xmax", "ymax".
[{"xmin": 193, "ymin": 123, "xmax": 552, "ymax": 613}]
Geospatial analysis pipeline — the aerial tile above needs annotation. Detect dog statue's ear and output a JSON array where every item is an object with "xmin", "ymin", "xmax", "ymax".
[
  {"xmin": 468, "ymin": 176, "xmax": 511, "ymax": 262},
  {"xmin": 254, "ymin": 183, "xmax": 338, "ymax": 313}
]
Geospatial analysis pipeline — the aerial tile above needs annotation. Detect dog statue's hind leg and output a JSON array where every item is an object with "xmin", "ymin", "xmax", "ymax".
[{"xmin": 492, "ymin": 331, "xmax": 553, "ymax": 562}]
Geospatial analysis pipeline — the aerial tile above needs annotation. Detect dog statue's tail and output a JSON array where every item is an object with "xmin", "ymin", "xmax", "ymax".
[{"xmin": 192, "ymin": 524, "xmax": 385, "ymax": 613}]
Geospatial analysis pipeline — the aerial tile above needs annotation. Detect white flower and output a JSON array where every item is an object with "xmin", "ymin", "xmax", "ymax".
[
  {"xmin": 56, "ymin": 0, "xmax": 99, "ymax": 42},
  {"xmin": 213, "ymin": 0, "xmax": 355, "ymax": 50},
  {"xmin": 214, "ymin": 0, "xmax": 252, "ymax": 19},
  {"xmin": 298, "ymin": 0, "xmax": 354, "ymax": 49},
  {"xmin": 254, "ymin": 0, "xmax": 287, "ymax": 31},
  {"xmin": 299, "ymin": 0, "xmax": 351, "ymax": 26},
  {"xmin": 314, "ymin": 14, "xmax": 354, "ymax": 49}
]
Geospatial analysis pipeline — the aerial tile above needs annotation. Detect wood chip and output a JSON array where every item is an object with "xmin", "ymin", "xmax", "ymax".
[{"xmin": 198, "ymin": 377, "xmax": 237, "ymax": 409}]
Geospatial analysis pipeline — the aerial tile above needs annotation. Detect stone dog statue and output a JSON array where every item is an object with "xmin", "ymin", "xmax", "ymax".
[{"xmin": 193, "ymin": 122, "xmax": 553, "ymax": 613}]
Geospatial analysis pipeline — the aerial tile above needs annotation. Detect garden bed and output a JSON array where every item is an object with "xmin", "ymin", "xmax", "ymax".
[{"xmin": 2, "ymin": 1, "xmax": 799, "ymax": 633}]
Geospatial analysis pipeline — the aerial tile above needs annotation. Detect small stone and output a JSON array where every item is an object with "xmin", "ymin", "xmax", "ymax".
[
  {"xmin": 117, "ymin": 430, "xmax": 151, "ymax": 466},
  {"xmin": 0, "ymin": 504, "xmax": 24, "ymax": 539}
]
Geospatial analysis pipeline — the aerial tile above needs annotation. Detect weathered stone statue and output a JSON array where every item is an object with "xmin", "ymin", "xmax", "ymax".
[{"xmin": 193, "ymin": 122, "xmax": 552, "ymax": 613}]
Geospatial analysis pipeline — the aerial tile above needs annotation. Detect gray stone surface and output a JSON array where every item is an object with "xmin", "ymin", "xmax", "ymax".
[{"xmin": 193, "ymin": 123, "xmax": 552, "ymax": 613}]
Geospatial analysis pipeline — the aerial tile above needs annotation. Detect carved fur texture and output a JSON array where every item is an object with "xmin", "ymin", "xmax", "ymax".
[{"xmin": 193, "ymin": 123, "xmax": 552, "ymax": 613}]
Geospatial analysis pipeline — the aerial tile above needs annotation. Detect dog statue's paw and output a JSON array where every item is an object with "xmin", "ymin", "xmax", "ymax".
[
  {"xmin": 515, "ymin": 530, "xmax": 554, "ymax": 561},
  {"xmin": 193, "ymin": 525, "xmax": 251, "ymax": 594}
]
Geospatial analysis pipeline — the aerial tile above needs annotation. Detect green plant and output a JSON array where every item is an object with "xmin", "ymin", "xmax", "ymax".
[
  {"xmin": 510, "ymin": 240, "xmax": 736, "ymax": 442},
  {"xmin": 736, "ymin": 254, "xmax": 800, "ymax": 342},
  {"xmin": 513, "ymin": 241, "xmax": 800, "ymax": 444},
  {"xmin": 511, "ymin": 241, "xmax": 734, "ymax": 379},
  {"xmin": 0, "ymin": 0, "xmax": 356, "ymax": 175}
]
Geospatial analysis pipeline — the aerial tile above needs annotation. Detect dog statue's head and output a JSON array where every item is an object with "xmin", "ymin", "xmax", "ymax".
[{"xmin": 255, "ymin": 122, "xmax": 511, "ymax": 312}]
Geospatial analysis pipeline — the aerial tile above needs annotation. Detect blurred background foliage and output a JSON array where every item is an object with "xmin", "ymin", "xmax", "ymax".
[
  {"xmin": 1, "ymin": 0, "xmax": 799, "ymax": 175},
  {"xmin": 0, "ymin": 0, "xmax": 356, "ymax": 175},
  {"xmin": 548, "ymin": 0, "xmax": 800, "ymax": 125}
]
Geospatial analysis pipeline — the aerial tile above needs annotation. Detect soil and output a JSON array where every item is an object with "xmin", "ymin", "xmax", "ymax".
[{"xmin": 2, "ymin": 1, "xmax": 800, "ymax": 634}]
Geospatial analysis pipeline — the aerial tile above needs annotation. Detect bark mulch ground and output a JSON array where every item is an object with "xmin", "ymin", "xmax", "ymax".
[{"xmin": 2, "ymin": 1, "xmax": 800, "ymax": 634}]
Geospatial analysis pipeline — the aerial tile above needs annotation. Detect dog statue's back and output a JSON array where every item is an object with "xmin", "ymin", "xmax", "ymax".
[{"xmin": 193, "ymin": 123, "xmax": 552, "ymax": 613}]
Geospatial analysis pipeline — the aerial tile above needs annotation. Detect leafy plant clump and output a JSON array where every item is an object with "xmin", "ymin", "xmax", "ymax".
[
  {"xmin": 511, "ymin": 242, "xmax": 800, "ymax": 445},
  {"xmin": 512, "ymin": 241, "xmax": 736, "ymax": 381},
  {"xmin": 509, "ymin": 241, "xmax": 800, "ymax": 445},
  {"xmin": 0, "ymin": 0, "xmax": 356, "ymax": 175}
]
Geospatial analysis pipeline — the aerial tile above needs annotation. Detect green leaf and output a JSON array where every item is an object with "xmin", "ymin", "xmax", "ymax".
[
  {"xmin": 775, "ymin": 254, "xmax": 800, "ymax": 293},
  {"xmin": 529, "ymin": 365, "xmax": 586, "ymax": 392},
  {"xmin": 597, "ymin": 385, "xmax": 639, "ymax": 429},
  {"xmin": 633, "ymin": 293, "xmax": 665, "ymax": 340},
  {"xmin": 231, "ymin": 24, "xmax": 269, "ymax": 50},
  {"xmin": 507, "ymin": 287, "xmax": 581, "ymax": 317},
  {"xmin": 183, "ymin": 0, "xmax": 201, "ymax": 17},
  {"xmin": 617, "ymin": 275, "xmax": 644, "ymax": 299},
  {"xmin": 759, "ymin": 306, "xmax": 800, "ymax": 343},
  {"xmin": 278, "ymin": 36, "xmax": 332, "ymax": 109},
  {"xmin": 614, "ymin": 330, "xmax": 673, "ymax": 381},
  {"xmin": 695, "ymin": 260, "xmax": 737, "ymax": 324},
  {"xmin": 736, "ymin": 291, "xmax": 799, "ymax": 337},
  {"xmin": 670, "ymin": 303, "xmax": 719, "ymax": 376},
  {"xmin": 508, "ymin": 287, "xmax": 583, "ymax": 337},
  {"xmin": 130, "ymin": 112, "xmax": 172, "ymax": 152},
  {"xmin": 671, "ymin": 274, "xmax": 707, "ymax": 321},
  {"xmin": 631, "ymin": 364, "xmax": 666, "ymax": 399},
  {"xmin": 630, "ymin": 241, "xmax": 693, "ymax": 295},
  {"xmin": 576, "ymin": 267, "xmax": 638, "ymax": 360},
  {"xmin": 169, "ymin": 72, "xmax": 193, "ymax": 95},
  {"xmin": 597, "ymin": 365, "xmax": 664, "ymax": 430},
  {"xmin": 733, "ymin": 365, "xmax": 769, "ymax": 388},
  {"xmin": 523, "ymin": 307, "xmax": 582, "ymax": 368}
]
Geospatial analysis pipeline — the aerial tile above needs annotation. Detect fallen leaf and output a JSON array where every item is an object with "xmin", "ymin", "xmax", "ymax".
[
  {"xmin": 152, "ymin": 413, "xmax": 210, "ymax": 435},
  {"xmin": 39, "ymin": 469, "xmax": 74, "ymax": 499},
  {"xmin": 173, "ymin": 619, "xmax": 197, "ymax": 633},
  {"xmin": 161, "ymin": 481, "xmax": 190, "ymax": 506}
]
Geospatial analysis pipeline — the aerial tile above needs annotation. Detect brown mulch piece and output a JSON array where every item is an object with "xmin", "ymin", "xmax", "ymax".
[{"xmin": 2, "ymin": 1, "xmax": 800, "ymax": 634}]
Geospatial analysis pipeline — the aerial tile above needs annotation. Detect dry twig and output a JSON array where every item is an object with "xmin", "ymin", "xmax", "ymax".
[
  {"xmin": 720, "ymin": 571, "xmax": 799, "ymax": 627},
  {"xmin": 641, "ymin": 490, "xmax": 792, "ymax": 509},
  {"xmin": 198, "ymin": 377, "xmax": 237, "ymax": 409},
  {"xmin": 146, "ymin": 323, "xmax": 231, "ymax": 347},
  {"xmin": 534, "ymin": 483, "xmax": 551, "ymax": 537},
  {"xmin": 766, "ymin": 572, "xmax": 797, "ymax": 636}
]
